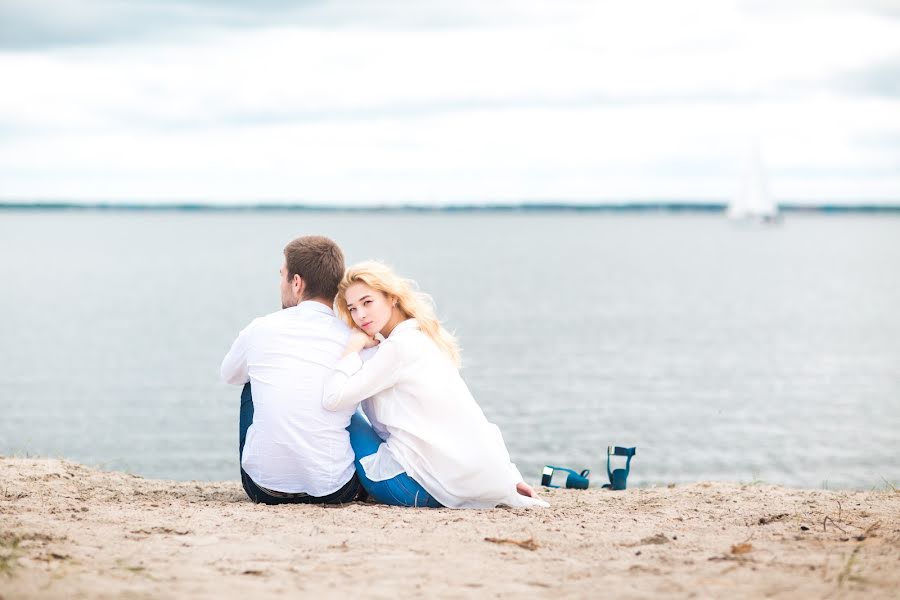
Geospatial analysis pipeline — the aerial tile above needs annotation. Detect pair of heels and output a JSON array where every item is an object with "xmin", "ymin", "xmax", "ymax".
[{"xmin": 540, "ymin": 446, "xmax": 636, "ymax": 490}]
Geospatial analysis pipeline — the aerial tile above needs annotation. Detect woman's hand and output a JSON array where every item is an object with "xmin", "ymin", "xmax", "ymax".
[
  {"xmin": 344, "ymin": 328, "xmax": 379, "ymax": 356},
  {"xmin": 516, "ymin": 481, "xmax": 537, "ymax": 498}
]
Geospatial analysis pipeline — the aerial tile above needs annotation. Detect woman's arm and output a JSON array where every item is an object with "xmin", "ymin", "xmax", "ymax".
[{"xmin": 322, "ymin": 337, "xmax": 403, "ymax": 411}]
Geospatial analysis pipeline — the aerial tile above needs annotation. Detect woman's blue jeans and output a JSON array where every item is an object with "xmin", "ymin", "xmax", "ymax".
[{"xmin": 347, "ymin": 412, "xmax": 442, "ymax": 508}]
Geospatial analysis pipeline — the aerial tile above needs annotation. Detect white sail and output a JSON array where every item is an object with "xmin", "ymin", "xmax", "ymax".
[{"xmin": 728, "ymin": 145, "xmax": 778, "ymax": 221}]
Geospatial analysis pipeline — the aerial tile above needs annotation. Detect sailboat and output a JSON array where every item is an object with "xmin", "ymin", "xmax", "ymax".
[{"xmin": 727, "ymin": 145, "xmax": 780, "ymax": 223}]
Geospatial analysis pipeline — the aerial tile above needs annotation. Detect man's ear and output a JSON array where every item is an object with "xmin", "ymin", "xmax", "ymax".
[{"xmin": 293, "ymin": 274, "xmax": 305, "ymax": 298}]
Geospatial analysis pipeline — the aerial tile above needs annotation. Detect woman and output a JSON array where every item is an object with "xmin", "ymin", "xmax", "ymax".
[{"xmin": 322, "ymin": 261, "xmax": 547, "ymax": 509}]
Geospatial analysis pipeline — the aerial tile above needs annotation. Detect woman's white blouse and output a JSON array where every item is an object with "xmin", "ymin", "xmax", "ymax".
[{"xmin": 323, "ymin": 319, "xmax": 548, "ymax": 509}]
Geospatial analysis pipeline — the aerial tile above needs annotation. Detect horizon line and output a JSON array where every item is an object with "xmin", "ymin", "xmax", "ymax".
[{"xmin": 1, "ymin": 201, "xmax": 900, "ymax": 213}]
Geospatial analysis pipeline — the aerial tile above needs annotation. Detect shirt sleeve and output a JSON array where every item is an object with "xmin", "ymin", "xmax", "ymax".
[
  {"xmin": 485, "ymin": 422, "xmax": 525, "ymax": 483},
  {"xmin": 361, "ymin": 399, "xmax": 390, "ymax": 440},
  {"xmin": 220, "ymin": 320, "xmax": 255, "ymax": 385},
  {"xmin": 322, "ymin": 341, "xmax": 402, "ymax": 411},
  {"xmin": 508, "ymin": 462, "xmax": 525, "ymax": 484}
]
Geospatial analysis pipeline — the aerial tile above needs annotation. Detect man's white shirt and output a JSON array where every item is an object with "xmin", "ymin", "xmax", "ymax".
[{"xmin": 220, "ymin": 301, "xmax": 355, "ymax": 496}]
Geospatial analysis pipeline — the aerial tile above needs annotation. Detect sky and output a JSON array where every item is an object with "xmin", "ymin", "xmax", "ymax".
[{"xmin": 1, "ymin": 0, "xmax": 899, "ymax": 206}]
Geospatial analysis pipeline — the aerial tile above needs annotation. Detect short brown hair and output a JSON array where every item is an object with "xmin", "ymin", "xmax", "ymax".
[{"xmin": 283, "ymin": 236, "xmax": 345, "ymax": 301}]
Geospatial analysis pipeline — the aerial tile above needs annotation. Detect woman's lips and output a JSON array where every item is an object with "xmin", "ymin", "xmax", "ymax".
[{"xmin": 361, "ymin": 322, "xmax": 373, "ymax": 329}]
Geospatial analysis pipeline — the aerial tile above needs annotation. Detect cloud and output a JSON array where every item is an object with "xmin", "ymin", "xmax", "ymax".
[
  {"xmin": 835, "ymin": 56, "xmax": 900, "ymax": 97},
  {"xmin": 1, "ymin": 1, "xmax": 899, "ymax": 204},
  {"xmin": 0, "ymin": 0, "xmax": 312, "ymax": 48},
  {"xmin": 0, "ymin": 0, "xmax": 589, "ymax": 49}
]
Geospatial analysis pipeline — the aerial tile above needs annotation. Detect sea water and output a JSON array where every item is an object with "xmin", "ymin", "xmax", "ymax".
[{"xmin": 1, "ymin": 210, "xmax": 898, "ymax": 489}]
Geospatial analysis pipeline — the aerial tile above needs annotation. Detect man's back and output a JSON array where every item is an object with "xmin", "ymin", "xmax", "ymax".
[{"xmin": 221, "ymin": 301, "xmax": 354, "ymax": 495}]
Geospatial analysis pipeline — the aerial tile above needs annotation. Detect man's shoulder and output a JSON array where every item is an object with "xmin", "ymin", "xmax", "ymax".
[
  {"xmin": 254, "ymin": 306, "xmax": 350, "ymax": 337},
  {"xmin": 241, "ymin": 308, "xmax": 287, "ymax": 333},
  {"xmin": 253, "ymin": 307, "xmax": 293, "ymax": 325}
]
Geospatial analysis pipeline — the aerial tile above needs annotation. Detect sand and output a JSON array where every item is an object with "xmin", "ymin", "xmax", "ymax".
[{"xmin": 1, "ymin": 457, "xmax": 897, "ymax": 599}]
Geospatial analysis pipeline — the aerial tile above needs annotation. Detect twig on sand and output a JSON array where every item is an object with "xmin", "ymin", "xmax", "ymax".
[
  {"xmin": 484, "ymin": 536, "xmax": 539, "ymax": 551},
  {"xmin": 823, "ymin": 516, "xmax": 847, "ymax": 534},
  {"xmin": 624, "ymin": 533, "xmax": 670, "ymax": 547},
  {"xmin": 855, "ymin": 521, "xmax": 881, "ymax": 542},
  {"xmin": 758, "ymin": 513, "xmax": 788, "ymax": 525},
  {"xmin": 730, "ymin": 543, "xmax": 753, "ymax": 555},
  {"xmin": 822, "ymin": 499, "xmax": 850, "ymax": 533}
]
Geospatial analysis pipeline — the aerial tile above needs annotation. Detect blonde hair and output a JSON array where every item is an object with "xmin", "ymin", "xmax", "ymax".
[{"xmin": 336, "ymin": 261, "xmax": 461, "ymax": 367}]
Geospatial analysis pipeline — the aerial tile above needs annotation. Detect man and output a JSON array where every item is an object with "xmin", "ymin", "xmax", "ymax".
[{"xmin": 220, "ymin": 235, "xmax": 360, "ymax": 504}]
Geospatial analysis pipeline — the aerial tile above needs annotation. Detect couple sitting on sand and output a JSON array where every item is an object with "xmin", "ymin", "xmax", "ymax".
[{"xmin": 221, "ymin": 235, "xmax": 547, "ymax": 509}]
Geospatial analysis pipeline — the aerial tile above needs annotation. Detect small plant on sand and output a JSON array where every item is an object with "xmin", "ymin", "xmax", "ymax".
[
  {"xmin": 115, "ymin": 558, "xmax": 147, "ymax": 575},
  {"xmin": 837, "ymin": 545, "xmax": 863, "ymax": 587},
  {"xmin": 748, "ymin": 469, "xmax": 765, "ymax": 486},
  {"xmin": 879, "ymin": 476, "xmax": 897, "ymax": 493},
  {"xmin": 0, "ymin": 533, "xmax": 22, "ymax": 576}
]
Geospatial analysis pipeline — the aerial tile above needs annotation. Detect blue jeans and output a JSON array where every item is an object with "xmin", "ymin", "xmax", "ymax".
[
  {"xmin": 346, "ymin": 412, "xmax": 442, "ymax": 508},
  {"xmin": 239, "ymin": 383, "xmax": 360, "ymax": 505}
]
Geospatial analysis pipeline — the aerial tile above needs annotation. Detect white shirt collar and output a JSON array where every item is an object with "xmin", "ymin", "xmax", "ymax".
[
  {"xmin": 388, "ymin": 318, "xmax": 418, "ymax": 337},
  {"xmin": 296, "ymin": 300, "xmax": 335, "ymax": 315}
]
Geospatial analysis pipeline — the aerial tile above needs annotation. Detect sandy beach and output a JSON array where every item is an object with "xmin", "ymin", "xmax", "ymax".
[{"xmin": 1, "ymin": 457, "xmax": 897, "ymax": 599}]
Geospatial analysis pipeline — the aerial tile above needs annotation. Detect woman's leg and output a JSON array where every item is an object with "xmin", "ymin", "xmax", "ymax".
[
  {"xmin": 346, "ymin": 411, "xmax": 388, "ymax": 497},
  {"xmin": 380, "ymin": 472, "xmax": 443, "ymax": 508},
  {"xmin": 346, "ymin": 412, "xmax": 441, "ymax": 508}
]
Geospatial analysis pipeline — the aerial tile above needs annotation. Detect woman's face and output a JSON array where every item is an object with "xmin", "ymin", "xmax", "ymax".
[{"xmin": 345, "ymin": 282, "xmax": 396, "ymax": 337}]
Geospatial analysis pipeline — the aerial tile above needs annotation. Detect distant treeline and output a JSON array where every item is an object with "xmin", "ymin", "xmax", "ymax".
[{"xmin": 1, "ymin": 202, "xmax": 899, "ymax": 213}]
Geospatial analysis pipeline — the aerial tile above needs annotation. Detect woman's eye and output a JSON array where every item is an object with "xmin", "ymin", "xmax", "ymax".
[
  {"xmin": 364, "ymin": 300, "xmax": 371, "ymax": 306},
  {"xmin": 349, "ymin": 307, "xmax": 356, "ymax": 313}
]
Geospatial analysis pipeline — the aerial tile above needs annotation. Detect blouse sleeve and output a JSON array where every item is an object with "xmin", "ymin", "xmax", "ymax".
[
  {"xmin": 485, "ymin": 422, "xmax": 525, "ymax": 483},
  {"xmin": 322, "ymin": 341, "xmax": 403, "ymax": 411},
  {"xmin": 508, "ymin": 462, "xmax": 525, "ymax": 484}
]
